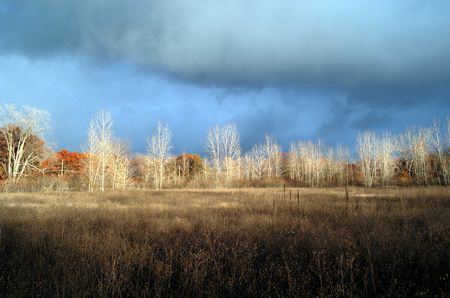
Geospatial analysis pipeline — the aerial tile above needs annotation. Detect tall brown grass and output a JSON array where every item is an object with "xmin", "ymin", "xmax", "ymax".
[{"xmin": 0, "ymin": 187, "xmax": 449, "ymax": 296}]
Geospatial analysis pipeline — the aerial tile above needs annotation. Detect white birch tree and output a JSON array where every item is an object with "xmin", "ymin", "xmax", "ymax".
[
  {"xmin": 431, "ymin": 119, "xmax": 449, "ymax": 186},
  {"xmin": 263, "ymin": 135, "xmax": 281, "ymax": 178},
  {"xmin": 357, "ymin": 131, "xmax": 378, "ymax": 187},
  {"xmin": 336, "ymin": 144, "xmax": 350, "ymax": 187},
  {"xmin": 0, "ymin": 104, "xmax": 50, "ymax": 183},
  {"xmin": 248, "ymin": 143, "xmax": 266, "ymax": 179},
  {"xmin": 378, "ymin": 132, "xmax": 397, "ymax": 186},
  {"xmin": 206, "ymin": 123, "xmax": 241, "ymax": 183},
  {"xmin": 148, "ymin": 121, "xmax": 172, "ymax": 189},
  {"xmin": 110, "ymin": 140, "xmax": 131, "ymax": 190},
  {"xmin": 206, "ymin": 124, "xmax": 222, "ymax": 176},
  {"xmin": 399, "ymin": 127, "xmax": 432, "ymax": 186},
  {"xmin": 84, "ymin": 110, "xmax": 114, "ymax": 192}
]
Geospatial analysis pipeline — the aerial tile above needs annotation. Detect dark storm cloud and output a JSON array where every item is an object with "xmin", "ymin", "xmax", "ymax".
[
  {"xmin": 1, "ymin": 0, "xmax": 449, "ymax": 152},
  {"xmin": 324, "ymin": 84, "xmax": 450, "ymax": 133},
  {"xmin": 1, "ymin": 0, "xmax": 450, "ymax": 90}
]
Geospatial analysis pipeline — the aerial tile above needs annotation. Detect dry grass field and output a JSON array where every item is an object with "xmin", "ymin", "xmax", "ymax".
[{"xmin": 0, "ymin": 187, "xmax": 449, "ymax": 297}]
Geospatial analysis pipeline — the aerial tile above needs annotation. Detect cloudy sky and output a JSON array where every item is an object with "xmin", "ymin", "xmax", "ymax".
[{"xmin": 1, "ymin": 0, "xmax": 449, "ymax": 155}]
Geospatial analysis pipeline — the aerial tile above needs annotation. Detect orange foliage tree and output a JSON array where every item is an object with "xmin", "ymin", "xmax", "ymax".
[
  {"xmin": 41, "ymin": 149, "xmax": 87, "ymax": 177},
  {"xmin": 175, "ymin": 153, "xmax": 204, "ymax": 181}
]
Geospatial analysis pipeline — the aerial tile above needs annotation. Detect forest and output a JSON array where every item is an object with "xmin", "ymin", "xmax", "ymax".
[{"xmin": 0, "ymin": 104, "xmax": 449, "ymax": 192}]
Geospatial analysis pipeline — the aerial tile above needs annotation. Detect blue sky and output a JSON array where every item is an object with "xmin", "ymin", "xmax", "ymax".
[{"xmin": 1, "ymin": 0, "xmax": 449, "ymax": 154}]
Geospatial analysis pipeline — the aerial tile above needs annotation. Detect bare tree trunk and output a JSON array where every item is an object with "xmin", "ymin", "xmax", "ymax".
[
  {"xmin": 357, "ymin": 131, "xmax": 378, "ymax": 187},
  {"xmin": 84, "ymin": 110, "xmax": 114, "ymax": 192},
  {"xmin": 148, "ymin": 121, "xmax": 172, "ymax": 190},
  {"xmin": 206, "ymin": 123, "xmax": 241, "ymax": 186}
]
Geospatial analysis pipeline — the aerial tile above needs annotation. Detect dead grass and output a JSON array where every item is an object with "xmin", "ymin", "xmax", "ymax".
[{"xmin": 0, "ymin": 187, "xmax": 449, "ymax": 297}]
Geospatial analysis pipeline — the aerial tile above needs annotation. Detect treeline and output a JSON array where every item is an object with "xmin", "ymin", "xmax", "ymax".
[{"xmin": 0, "ymin": 104, "xmax": 449, "ymax": 191}]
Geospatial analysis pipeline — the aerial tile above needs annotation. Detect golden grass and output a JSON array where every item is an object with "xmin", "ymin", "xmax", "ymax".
[{"xmin": 0, "ymin": 187, "xmax": 449, "ymax": 296}]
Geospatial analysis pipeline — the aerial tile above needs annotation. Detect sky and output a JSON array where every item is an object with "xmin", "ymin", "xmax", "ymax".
[{"xmin": 1, "ymin": 0, "xmax": 449, "ymax": 155}]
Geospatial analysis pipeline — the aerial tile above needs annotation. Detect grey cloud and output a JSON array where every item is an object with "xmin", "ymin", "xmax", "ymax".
[
  {"xmin": 2, "ymin": 0, "xmax": 449, "ymax": 153},
  {"xmin": 1, "ymin": 0, "xmax": 450, "ymax": 90}
]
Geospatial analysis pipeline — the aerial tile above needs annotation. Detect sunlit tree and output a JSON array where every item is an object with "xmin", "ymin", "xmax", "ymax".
[
  {"xmin": 84, "ymin": 110, "xmax": 114, "ymax": 192},
  {"xmin": 147, "ymin": 121, "xmax": 172, "ymax": 189},
  {"xmin": 206, "ymin": 123, "xmax": 241, "ymax": 182},
  {"xmin": 0, "ymin": 104, "xmax": 50, "ymax": 183},
  {"xmin": 357, "ymin": 131, "xmax": 378, "ymax": 187}
]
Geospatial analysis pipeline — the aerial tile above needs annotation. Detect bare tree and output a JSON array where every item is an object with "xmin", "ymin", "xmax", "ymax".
[
  {"xmin": 206, "ymin": 123, "xmax": 241, "ymax": 183},
  {"xmin": 325, "ymin": 146, "xmax": 335, "ymax": 186},
  {"xmin": 263, "ymin": 135, "xmax": 281, "ymax": 178},
  {"xmin": 247, "ymin": 143, "xmax": 266, "ymax": 179},
  {"xmin": 447, "ymin": 117, "xmax": 450, "ymax": 150},
  {"xmin": 399, "ymin": 127, "xmax": 432, "ymax": 186},
  {"xmin": 305, "ymin": 141, "xmax": 324, "ymax": 187},
  {"xmin": 431, "ymin": 118, "xmax": 449, "ymax": 186},
  {"xmin": 336, "ymin": 144, "xmax": 350, "ymax": 187},
  {"xmin": 148, "ymin": 121, "xmax": 172, "ymax": 189},
  {"xmin": 378, "ymin": 132, "xmax": 397, "ymax": 186},
  {"xmin": 288, "ymin": 141, "xmax": 350, "ymax": 187},
  {"xmin": 110, "ymin": 140, "xmax": 131, "ymax": 190},
  {"xmin": 357, "ymin": 131, "xmax": 378, "ymax": 187},
  {"xmin": 242, "ymin": 136, "xmax": 282, "ymax": 181},
  {"xmin": 84, "ymin": 110, "xmax": 114, "ymax": 192},
  {"xmin": 287, "ymin": 142, "xmax": 301, "ymax": 182},
  {"xmin": 220, "ymin": 123, "xmax": 241, "ymax": 181},
  {"xmin": 287, "ymin": 141, "xmax": 324, "ymax": 187},
  {"xmin": 446, "ymin": 118, "xmax": 450, "ymax": 185},
  {"xmin": 206, "ymin": 124, "xmax": 222, "ymax": 176},
  {"xmin": 0, "ymin": 104, "xmax": 50, "ymax": 183}
]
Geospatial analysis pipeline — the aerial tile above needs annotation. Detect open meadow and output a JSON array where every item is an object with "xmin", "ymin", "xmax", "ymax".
[{"xmin": 0, "ymin": 187, "xmax": 449, "ymax": 297}]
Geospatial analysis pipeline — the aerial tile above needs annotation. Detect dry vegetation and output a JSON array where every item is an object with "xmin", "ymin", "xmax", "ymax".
[{"xmin": 0, "ymin": 188, "xmax": 449, "ymax": 297}]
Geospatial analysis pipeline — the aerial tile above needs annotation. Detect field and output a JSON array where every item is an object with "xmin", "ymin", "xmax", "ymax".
[{"xmin": 0, "ymin": 187, "xmax": 449, "ymax": 297}]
